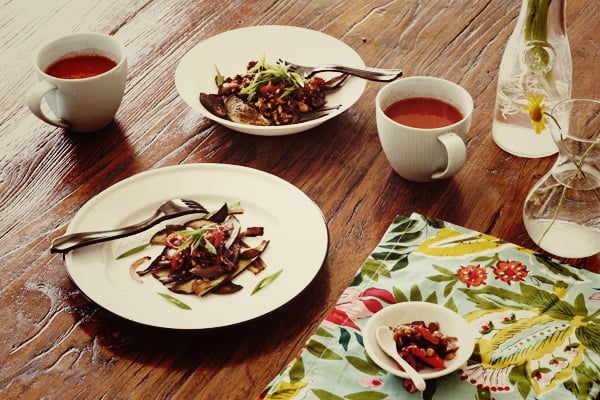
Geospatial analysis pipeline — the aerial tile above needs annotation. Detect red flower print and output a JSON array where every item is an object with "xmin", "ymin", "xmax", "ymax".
[
  {"xmin": 492, "ymin": 261, "xmax": 529, "ymax": 285},
  {"xmin": 456, "ymin": 265, "xmax": 488, "ymax": 288}
]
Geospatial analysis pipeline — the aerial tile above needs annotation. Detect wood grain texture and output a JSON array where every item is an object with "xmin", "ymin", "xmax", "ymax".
[{"xmin": 1, "ymin": 0, "xmax": 599, "ymax": 399}]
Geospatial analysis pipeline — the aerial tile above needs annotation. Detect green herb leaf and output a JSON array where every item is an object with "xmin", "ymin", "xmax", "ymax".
[
  {"xmin": 157, "ymin": 292, "xmax": 192, "ymax": 310},
  {"xmin": 215, "ymin": 65, "xmax": 224, "ymax": 87},
  {"xmin": 116, "ymin": 243, "xmax": 150, "ymax": 259},
  {"xmin": 239, "ymin": 58, "xmax": 308, "ymax": 101},
  {"xmin": 251, "ymin": 269, "xmax": 283, "ymax": 295},
  {"xmin": 174, "ymin": 224, "xmax": 217, "ymax": 255}
]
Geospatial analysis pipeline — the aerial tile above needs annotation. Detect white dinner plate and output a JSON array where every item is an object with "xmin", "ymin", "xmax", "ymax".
[
  {"xmin": 175, "ymin": 25, "xmax": 366, "ymax": 136},
  {"xmin": 63, "ymin": 163, "xmax": 329, "ymax": 329}
]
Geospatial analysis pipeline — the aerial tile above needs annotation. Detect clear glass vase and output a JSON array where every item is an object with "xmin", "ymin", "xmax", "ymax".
[
  {"xmin": 523, "ymin": 99, "xmax": 600, "ymax": 258},
  {"xmin": 492, "ymin": 0, "xmax": 572, "ymax": 158}
]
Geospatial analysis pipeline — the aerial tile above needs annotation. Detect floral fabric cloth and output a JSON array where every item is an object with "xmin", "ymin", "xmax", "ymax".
[{"xmin": 257, "ymin": 214, "xmax": 600, "ymax": 400}]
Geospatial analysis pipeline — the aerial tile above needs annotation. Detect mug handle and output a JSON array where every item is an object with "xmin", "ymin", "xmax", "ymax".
[
  {"xmin": 431, "ymin": 132, "xmax": 467, "ymax": 180},
  {"xmin": 27, "ymin": 80, "xmax": 71, "ymax": 129}
]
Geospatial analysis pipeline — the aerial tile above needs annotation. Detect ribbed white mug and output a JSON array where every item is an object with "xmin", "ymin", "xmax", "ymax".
[
  {"xmin": 27, "ymin": 32, "xmax": 127, "ymax": 132},
  {"xmin": 376, "ymin": 77, "xmax": 473, "ymax": 182}
]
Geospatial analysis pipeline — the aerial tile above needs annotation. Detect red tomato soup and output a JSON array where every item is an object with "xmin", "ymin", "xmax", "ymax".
[
  {"xmin": 45, "ymin": 54, "xmax": 117, "ymax": 79},
  {"xmin": 384, "ymin": 97, "xmax": 463, "ymax": 129}
]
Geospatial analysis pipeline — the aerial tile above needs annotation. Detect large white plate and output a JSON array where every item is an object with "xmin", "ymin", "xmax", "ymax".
[
  {"xmin": 175, "ymin": 25, "xmax": 366, "ymax": 136},
  {"xmin": 63, "ymin": 163, "xmax": 328, "ymax": 329}
]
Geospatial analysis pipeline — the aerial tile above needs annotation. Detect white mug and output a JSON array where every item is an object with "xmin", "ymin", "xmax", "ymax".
[
  {"xmin": 375, "ymin": 76, "xmax": 473, "ymax": 182},
  {"xmin": 27, "ymin": 32, "xmax": 127, "ymax": 132}
]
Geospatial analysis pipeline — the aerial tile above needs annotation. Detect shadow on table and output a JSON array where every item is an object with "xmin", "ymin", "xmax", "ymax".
[{"xmin": 65, "ymin": 251, "xmax": 333, "ymax": 369}]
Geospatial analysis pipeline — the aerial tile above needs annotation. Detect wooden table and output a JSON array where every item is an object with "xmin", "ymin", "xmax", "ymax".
[{"xmin": 2, "ymin": 1, "xmax": 599, "ymax": 398}]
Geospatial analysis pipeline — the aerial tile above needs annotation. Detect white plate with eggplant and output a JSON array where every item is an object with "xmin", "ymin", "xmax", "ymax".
[
  {"xmin": 175, "ymin": 25, "xmax": 366, "ymax": 135},
  {"xmin": 61, "ymin": 163, "xmax": 328, "ymax": 329}
]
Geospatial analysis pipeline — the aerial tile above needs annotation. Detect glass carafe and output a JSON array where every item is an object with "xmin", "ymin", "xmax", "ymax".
[
  {"xmin": 492, "ymin": 0, "xmax": 572, "ymax": 158},
  {"xmin": 523, "ymin": 99, "xmax": 600, "ymax": 258}
]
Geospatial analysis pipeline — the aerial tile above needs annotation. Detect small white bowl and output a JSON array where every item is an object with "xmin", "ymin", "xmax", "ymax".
[{"xmin": 364, "ymin": 301, "xmax": 476, "ymax": 380}]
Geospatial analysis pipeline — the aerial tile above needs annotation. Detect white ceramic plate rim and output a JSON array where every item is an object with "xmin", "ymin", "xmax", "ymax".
[
  {"xmin": 363, "ymin": 302, "xmax": 476, "ymax": 380},
  {"xmin": 175, "ymin": 25, "xmax": 366, "ymax": 136},
  {"xmin": 63, "ymin": 163, "xmax": 329, "ymax": 329}
]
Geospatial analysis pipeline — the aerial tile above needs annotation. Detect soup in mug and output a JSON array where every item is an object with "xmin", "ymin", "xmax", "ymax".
[
  {"xmin": 45, "ymin": 54, "xmax": 117, "ymax": 79},
  {"xmin": 385, "ymin": 97, "xmax": 463, "ymax": 129}
]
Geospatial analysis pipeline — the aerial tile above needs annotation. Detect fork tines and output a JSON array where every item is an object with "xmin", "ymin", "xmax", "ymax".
[{"xmin": 181, "ymin": 199, "xmax": 208, "ymax": 212}]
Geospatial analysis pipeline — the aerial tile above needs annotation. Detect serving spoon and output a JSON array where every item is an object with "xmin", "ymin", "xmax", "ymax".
[{"xmin": 376, "ymin": 326, "xmax": 427, "ymax": 391}]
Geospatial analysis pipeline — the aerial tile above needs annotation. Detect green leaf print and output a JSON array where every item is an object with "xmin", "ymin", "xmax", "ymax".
[
  {"xmin": 461, "ymin": 283, "xmax": 578, "ymax": 320},
  {"xmin": 360, "ymin": 258, "xmax": 391, "ymax": 282},
  {"xmin": 289, "ymin": 357, "xmax": 305, "ymax": 383},
  {"xmin": 312, "ymin": 389, "xmax": 345, "ymax": 400},
  {"xmin": 421, "ymin": 216, "xmax": 446, "ymax": 229},
  {"xmin": 410, "ymin": 284, "xmax": 423, "ymax": 301},
  {"xmin": 510, "ymin": 363, "xmax": 533, "ymax": 399},
  {"xmin": 573, "ymin": 293, "xmax": 589, "ymax": 315},
  {"xmin": 424, "ymin": 291, "xmax": 438, "ymax": 304},
  {"xmin": 444, "ymin": 296, "xmax": 457, "ymax": 312},
  {"xmin": 535, "ymin": 254, "xmax": 585, "ymax": 282},
  {"xmin": 269, "ymin": 380, "xmax": 310, "ymax": 399},
  {"xmin": 388, "ymin": 231, "xmax": 422, "ymax": 244},
  {"xmin": 339, "ymin": 328, "xmax": 351, "ymax": 351},
  {"xmin": 349, "ymin": 273, "xmax": 363, "ymax": 287},
  {"xmin": 575, "ymin": 324, "xmax": 600, "ymax": 354},
  {"xmin": 393, "ymin": 286, "xmax": 408, "ymax": 303},
  {"xmin": 443, "ymin": 281, "xmax": 455, "ymax": 298},
  {"xmin": 390, "ymin": 217, "xmax": 419, "ymax": 233},
  {"xmin": 307, "ymin": 339, "xmax": 343, "ymax": 360},
  {"xmin": 315, "ymin": 326, "xmax": 334, "ymax": 338},
  {"xmin": 391, "ymin": 254, "xmax": 409, "ymax": 271},
  {"xmin": 345, "ymin": 391, "xmax": 388, "ymax": 400},
  {"xmin": 428, "ymin": 275, "xmax": 457, "ymax": 283},
  {"xmin": 567, "ymin": 362, "xmax": 600, "ymax": 400},
  {"xmin": 346, "ymin": 355, "xmax": 384, "ymax": 376},
  {"xmin": 432, "ymin": 264, "xmax": 456, "ymax": 276},
  {"xmin": 371, "ymin": 251, "xmax": 406, "ymax": 261},
  {"xmin": 429, "ymin": 265, "xmax": 460, "ymax": 296},
  {"xmin": 354, "ymin": 332, "xmax": 364, "ymax": 347}
]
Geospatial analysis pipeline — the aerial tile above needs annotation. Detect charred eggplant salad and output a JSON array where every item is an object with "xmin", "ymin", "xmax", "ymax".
[
  {"xmin": 200, "ymin": 56, "xmax": 346, "ymax": 126},
  {"xmin": 120, "ymin": 202, "xmax": 281, "ymax": 305}
]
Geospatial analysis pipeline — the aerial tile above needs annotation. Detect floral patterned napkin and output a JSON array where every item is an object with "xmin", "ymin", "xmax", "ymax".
[{"xmin": 257, "ymin": 213, "xmax": 600, "ymax": 400}]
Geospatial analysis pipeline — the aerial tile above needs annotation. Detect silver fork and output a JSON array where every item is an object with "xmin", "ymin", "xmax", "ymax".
[
  {"xmin": 50, "ymin": 199, "xmax": 208, "ymax": 254},
  {"xmin": 282, "ymin": 60, "xmax": 403, "ymax": 82}
]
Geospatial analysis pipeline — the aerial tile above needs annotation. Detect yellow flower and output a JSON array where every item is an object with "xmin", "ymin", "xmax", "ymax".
[{"xmin": 524, "ymin": 92, "xmax": 547, "ymax": 134}]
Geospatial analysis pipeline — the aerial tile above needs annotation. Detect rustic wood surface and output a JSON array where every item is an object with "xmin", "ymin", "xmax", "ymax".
[{"xmin": 1, "ymin": 0, "xmax": 599, "ymax": 399}]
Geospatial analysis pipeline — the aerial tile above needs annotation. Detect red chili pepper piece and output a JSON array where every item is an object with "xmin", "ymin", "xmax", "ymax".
[
  {"xmin": 405, "ymin": 345, "xmax": 446, "ymax": 369},
  {"xmin": 415, "ymin": 325, "xmax": 440, "ymax": 345},
  {"xmin": 206, "ymin": 225, "xmax": 225, "ymax": 248},
  {"xmin": 166, "ymin": 232, "xmax": 185, "ymax": 249}
]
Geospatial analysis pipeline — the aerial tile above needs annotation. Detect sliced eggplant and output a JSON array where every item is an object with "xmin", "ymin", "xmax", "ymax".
[{"xmin": 200, "ymin": 93, "xmax": 228, "ymax": 118}]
